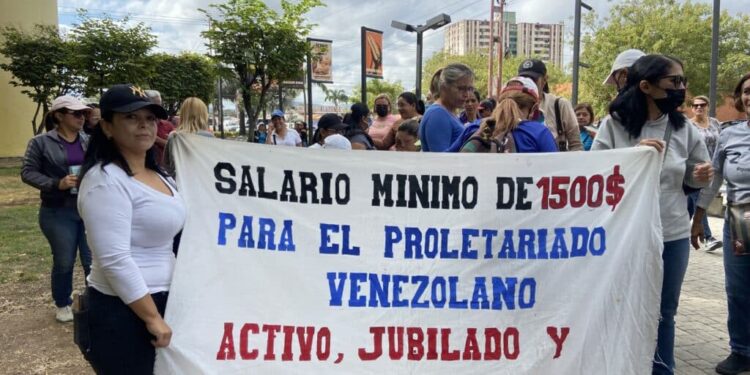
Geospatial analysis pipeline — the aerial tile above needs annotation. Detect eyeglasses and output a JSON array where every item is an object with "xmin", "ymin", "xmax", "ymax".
[
  {"xmin": 65, "ymin": 110, "xmax": 87, "ymax": 118},
  {"xmin": 692, "ymin": 103, "xmax": 707, "ymax": 108},
  {"xmin": 660, "ymin": 75, "xmax": 688, "ymax": 88}
]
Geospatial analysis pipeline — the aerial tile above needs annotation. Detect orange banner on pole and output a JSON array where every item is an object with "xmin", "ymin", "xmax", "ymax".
[{"xmin": 363, "ymin": 29, "xmax": 383, "ymax": 79}]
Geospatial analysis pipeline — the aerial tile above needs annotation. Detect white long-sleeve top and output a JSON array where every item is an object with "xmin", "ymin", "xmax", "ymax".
[
  {"xmin": 592, "ymin": 114, "xmax": 710, "ymax": 242},
  {"xmin": 78, "ymin": 163, "xmax": 186, "ymax": 304}
]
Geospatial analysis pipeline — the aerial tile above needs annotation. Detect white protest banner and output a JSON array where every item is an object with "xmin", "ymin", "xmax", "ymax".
[{"xmin": 155, "ymin": 134, "xmax": 664, "ymax": 374}]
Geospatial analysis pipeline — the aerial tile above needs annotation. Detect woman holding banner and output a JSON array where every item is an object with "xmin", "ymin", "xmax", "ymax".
[
  {"xmin": 77, "ymin": 84, "xmax": 186, "ymax": 374},
  {"xmin": 691, "ymin": 73, "xmax": 750, "ymax": 375},
  {"xmin": 592, "ymin": 54, "xmax": 713, "ymax": 375}
]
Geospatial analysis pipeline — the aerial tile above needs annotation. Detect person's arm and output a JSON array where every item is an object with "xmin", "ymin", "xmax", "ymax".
[
  {"xmin": 128, "ymin": 294, "xmax": 172, "ymax": 347},
  {"xmin": 560, "ymin": 99, "xmax": 583, "ymax": 151},
  {"xmin": 294, "ymin": 130, "xmax": 303, "ymax": 147},
  {"xmin": 696, "ymin": 132, "xmax": 726, "ymax": 211},
  {"xmin": 163, "ymin": 133, "xmax": 176, "ymax": 177},
  {"xmin": 20, "ymin": 138, "xmax": 68, "ymax": 192},
  {"xmin": 422, "ymin": 110, "xmax": 454, "ymax": 152},
  {"xmin": 684, "ymin": 126, "xmax": 712, "ymax": 189},
  {"xmin": 377, "ymin": 126, "xmax": 395, "ymax": 150},
  {"xmin": 590, "ymin": 117, "xmax": 615, "ymax": 151}
]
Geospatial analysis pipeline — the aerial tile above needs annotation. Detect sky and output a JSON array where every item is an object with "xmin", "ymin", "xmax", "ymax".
[{"xmin": 57, "ymin": 0, "xmax": 749, "ymax": 104}]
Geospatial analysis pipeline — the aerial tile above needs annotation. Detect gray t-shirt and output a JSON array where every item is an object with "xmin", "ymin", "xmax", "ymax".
[
  {"xmin": 698, "ymin": 121, "xmax": 750, "ymax": 208},
  {"xmin": 691, "ymin": 117, "xmax": 721, "ymax": 158},
  {"xmin": 593, "ymin": 114, "xmax": 710, "ymax": 241}
]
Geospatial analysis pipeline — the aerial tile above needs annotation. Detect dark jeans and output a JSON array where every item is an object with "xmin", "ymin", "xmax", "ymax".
[
  {"xmin": 722, "ymin": 222, "xmax": 750, "ymax": 356},
  {"xmin": 653, "ymin": 238, "xmax": 691, "ymax": 375},
  {"xmin": 687, "ymin": 190, "xmax": 714, "ymax": 240},
  {"xmin": 38, "ymin": 206, "xmax": 91, "ymax": 307},
  {"xmin": 85, "ymin": 287, "xmax": 168, "ymax": 375}
]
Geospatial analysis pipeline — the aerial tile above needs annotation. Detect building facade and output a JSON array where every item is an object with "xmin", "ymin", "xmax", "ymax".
[
  {"xmin": 443, "ymin": 12, "xmax": 563, "ymax": 68},
  {"xmin": 0, "ymin": 0, "xmax": 59, "ymax": 157}
]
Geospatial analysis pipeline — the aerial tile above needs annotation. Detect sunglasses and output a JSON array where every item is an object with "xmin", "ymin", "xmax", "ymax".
[
  {"xmin": 65, "ymin": 110, "xmax": 87, "ymax": 118},
  {"xmin": 660, "ymin": 75, "xmax": 688, "ymax": 88},
  {"xmin": 692, "ymin": 103, "xmax": 707, "ymax": 108}
]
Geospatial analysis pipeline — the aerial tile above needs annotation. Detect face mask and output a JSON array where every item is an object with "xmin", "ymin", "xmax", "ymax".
[
  {"xmin": 375, "ymin": 105, "xmax": 389, "ymax": 117},
  {"xmin": 653, "ymin": 89, "xmax": 686, "ymax": 114}
]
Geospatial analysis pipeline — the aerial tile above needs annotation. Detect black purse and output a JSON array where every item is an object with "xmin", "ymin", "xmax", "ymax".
[{"xmin": 72, "ymin": 288, "xmax": 91, "ymax": 356}]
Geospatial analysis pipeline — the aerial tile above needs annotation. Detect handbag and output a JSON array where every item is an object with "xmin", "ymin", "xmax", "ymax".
[
  {"xmin": 727, "ymin": 202, "xmax": 750, "ymax": 255},
  {"xmin": 72, "ymin": 288, "xmax": 91, "ymax": 356}
]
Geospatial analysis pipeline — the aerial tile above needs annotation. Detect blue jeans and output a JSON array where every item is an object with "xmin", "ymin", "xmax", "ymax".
[
  {"xmin": 722, "ymin": 222, "xmax": 750, "ymax": 356},
  {"xmin": 687, "ymin": 191, "xmax": 714, "ymax": 239},
  {"xmin": 653, "ymin": 238, "xmax": 691, "ymax": 375},
  {"xmin": 38, "ymin": 206, "xmax": 92, "ymax": 307}
]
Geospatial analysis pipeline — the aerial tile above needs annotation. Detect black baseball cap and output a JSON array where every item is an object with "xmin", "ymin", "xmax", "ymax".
[
  {"xmin": 100, "ymin": 84, "xmax": 168, "ymax": 119},
  {"xmin": 317, "ymin": 113, "xmax": 347, "ymax": 130},
  {"xmin": 518, "ymin": 59, "xmax": 549, "ymax": 94},
  {"xmin": 518, "ymin": 59, "xmax": 547, "ymax": 79}
]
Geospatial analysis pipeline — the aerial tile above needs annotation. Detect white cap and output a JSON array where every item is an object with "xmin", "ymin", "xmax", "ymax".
[
  {"xmin": 603, "ymin": 49, "xmax": 646, "ymax": 85},
  {"xmin": 502, "ymin": 76, "xmax": 540, "ymax": 101},
  {"xmin": 50, "ymin": 95, "xmax": 90, "ymax": 112},
  {"xmin": 322, "ymin": 134, "xmax": 352, "ymax": 150}
]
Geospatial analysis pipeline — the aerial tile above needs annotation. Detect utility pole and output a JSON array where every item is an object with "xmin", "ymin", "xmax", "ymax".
[
  {"xmin": 496, "ymin": 0, "xmax": 505, "ymax": 97},
  {"xmin": 572, "ymin": 0, "xmax": 592, "ymax": 106},
  {"xmin": 487, "ymin": 0, "xmax": 495, "ymax": 98},
  {"xmin": 709, "ymin": 0, "xmax": 720, "ymax": 117}
]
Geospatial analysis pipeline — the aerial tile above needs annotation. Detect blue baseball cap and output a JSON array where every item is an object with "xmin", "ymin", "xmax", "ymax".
[{"xmin": 271, "ymin": 109, "xmax": 285, "ymax": 119}]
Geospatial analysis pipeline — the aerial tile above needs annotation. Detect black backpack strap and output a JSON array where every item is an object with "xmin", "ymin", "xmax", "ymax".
[{"xmin": 554, "ymin": 98, "xmax": 563, "ymax": 137}]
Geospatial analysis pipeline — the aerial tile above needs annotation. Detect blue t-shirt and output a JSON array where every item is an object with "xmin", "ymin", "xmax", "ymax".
[
  {"xmin": 580, "ymin": 130, "xmax": 594, "ymax": 151},
  {"xmin": 512, "ymin": 120, "xmax": 558, "ymax": 153},
  {"xmin": 419, "ymin": 104, "xmax": 465, "ymax": 152}
]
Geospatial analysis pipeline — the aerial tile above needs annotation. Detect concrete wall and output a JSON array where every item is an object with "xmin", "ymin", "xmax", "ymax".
[{"xmin": 0, "ymin": 0, "xmax": 58, "ymax": 157}]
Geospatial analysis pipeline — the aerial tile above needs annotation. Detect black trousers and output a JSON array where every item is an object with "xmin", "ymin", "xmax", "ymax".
[{"xmin": 85, "ymin": 287, "xmax": 168, "ymax": 375}]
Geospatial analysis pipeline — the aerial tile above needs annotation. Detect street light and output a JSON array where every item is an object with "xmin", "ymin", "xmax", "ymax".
[
  {"xmin": 572, "ymin": 0, "xmax": 592, "ymax": 106},
  {"xmin": 391, "ymin": 13, "xmax": 452, "ymax": 99}
]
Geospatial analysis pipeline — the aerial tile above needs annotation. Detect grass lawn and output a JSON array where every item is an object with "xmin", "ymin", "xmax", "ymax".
[{"xmin": 0, "ymin": 166, "xmax": 49, "ymax": 284}]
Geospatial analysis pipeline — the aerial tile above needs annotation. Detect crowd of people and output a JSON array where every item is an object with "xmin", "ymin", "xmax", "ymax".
[{"xmin": 18, "ymin": 48, "xmax": 750, "ymax": 374}]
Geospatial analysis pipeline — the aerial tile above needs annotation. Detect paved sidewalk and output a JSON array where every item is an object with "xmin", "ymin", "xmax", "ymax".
[{"xmin": 675, "ymin": 216, "xmax": 749, "ymax": 375}]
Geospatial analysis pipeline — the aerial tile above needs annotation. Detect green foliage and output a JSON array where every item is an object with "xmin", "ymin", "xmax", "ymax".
[
  {"xmin": 579, "ymin": 0, "xmax": 750, "ymax": 115},
  {"xmin": 323, "ymin": 88, "xmax": 348, "ymax": 113},
  {"xmin": 0, "ymin": 25, "xmax": 81, "ymax": 135},
  {"xmin": 201, "ymin": 0, "xmax": 323, "ymax": 137},
  {"xmin": 148, "ymin": 53, "xmax": 217, "ymax": 114},
  {"xmin": 69, "ymin": 10, "xmax": 157, "ymax": 95},
  {"xmin": 421, "ymin": 52, "xmax": 570, "ymax": 100},
  {"xmin": 350, "ymin": 79, "xmax": 405, "ymax": 112}
]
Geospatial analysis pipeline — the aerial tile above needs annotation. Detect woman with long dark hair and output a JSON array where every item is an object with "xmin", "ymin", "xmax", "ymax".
[
  {"xmin": 592, "ymin": 54, "xmax": 713, "ymax": 375},
  {"xmin": 77, "ymin": 84, "xmax": 186, "ymax": 373},
  {"xmin": 691, "ymin": 73, "xmax": 750, "ymax": 375},
  {"xmin": 21, "ymin": 95, "xmax": 92, "ymax": 323},
  {"xmin": 344, "ymin": 103, "xmax": 375, "ymax": 150}
]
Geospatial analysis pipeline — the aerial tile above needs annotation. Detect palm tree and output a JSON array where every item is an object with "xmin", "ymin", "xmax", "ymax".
[{"xmin": 325, "ymin": 89, "xmax": 349, "ymax": 114}]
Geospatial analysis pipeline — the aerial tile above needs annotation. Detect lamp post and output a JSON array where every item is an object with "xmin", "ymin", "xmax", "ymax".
[
  {"xmin": 709, "ymin": 0, "xmax": 720, "ymax": 117},
  {"xmin": 391, "ymin": 13, "xmax": 451, "ymax": 99},
  {"xmin": 572, "ymin": 0, "xmax": 592, "ymax": 106}
]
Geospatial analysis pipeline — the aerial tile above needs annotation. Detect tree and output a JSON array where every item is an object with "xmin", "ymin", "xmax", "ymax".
[
  {"xmin": 201, "ymin": 0, "xmax": 323, "ymax": 138},
  {"xmin": 69, "ymin": 11, "xmax": 157, "ymax": 96},
  {"xmin": 148, "ymin": 52, "xmax": 217, "ymax": 114},
  {"xmin": 579, "ymin": 0, "xmax": 750, "ymax": 115},
  {"xmin": 421, "ymin": 52, "xmax": 570, "ymax": 100},
  {"xmin": 350, "ymin": 79, "xmax": 405, "ymax": 112},
  {"xmin": 324, "ymin": 89, "xmax": 348, "ymax": 113},
  {"xmin": 0, "ymin": 24, "xmax": 82, "ymax": 135}
]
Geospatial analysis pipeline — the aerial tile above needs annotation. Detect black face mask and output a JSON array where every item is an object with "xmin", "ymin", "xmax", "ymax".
[
  {"xmin": 653, "ymin": 89, "xmax": 686, "ymax": 114},
  {"xmin": 375, "ymin": 105, "xmax": 389, "ymax": 117}
]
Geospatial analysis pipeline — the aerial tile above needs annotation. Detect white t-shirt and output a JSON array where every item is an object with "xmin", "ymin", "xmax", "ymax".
[
  {"xmin": 78, "ymin": 163, "xmax": 186, "ymax": 303},
  {"xmin": 270, "ymin": 128, "xmax": 302, "ymax": 146}
]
